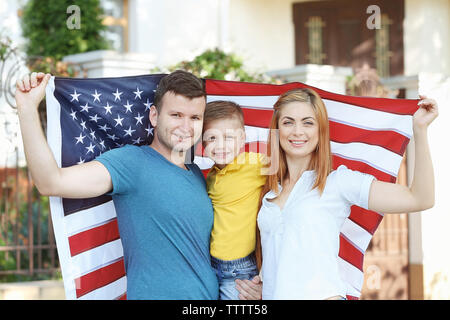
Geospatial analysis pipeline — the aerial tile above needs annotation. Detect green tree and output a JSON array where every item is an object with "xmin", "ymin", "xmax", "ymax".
[
  {"xmin": 21, "ymin": 0, "xmax": 110, "ymax": 61},
  {"xmin": 156, "ymin": 48, "xmax": 277, "ymax": 84}
]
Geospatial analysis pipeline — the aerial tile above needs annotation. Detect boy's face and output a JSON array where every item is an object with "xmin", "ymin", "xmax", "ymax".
[{"xmin": 203, "ymin": 118, "xmax": 246, "ymax": 169}]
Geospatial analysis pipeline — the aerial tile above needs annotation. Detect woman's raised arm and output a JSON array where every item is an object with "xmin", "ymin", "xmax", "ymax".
[{"xmin": 368, "ymin": 95, "xmax": 438, "ymax": 214}]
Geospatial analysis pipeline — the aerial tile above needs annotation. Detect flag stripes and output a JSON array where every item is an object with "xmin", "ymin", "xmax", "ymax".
[
  {"xmin": 75, "ymin": 258, "xmax": 126, "ymax": 298},
  {"xmin": 69, "ymin": 218, "xmax": 120, "ymax": 257},
  {"xmin": 205, "ymin": 80, "xmax": 418, "ymax": 115}
]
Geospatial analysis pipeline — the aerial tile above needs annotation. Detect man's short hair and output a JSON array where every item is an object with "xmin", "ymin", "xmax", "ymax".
[
  {"xmin": 153, "ymin": 70, "xmax": 206, "ymax": 112},
  {"xmin": 203, "ymin": 100, "xmax": 245, "ymax": 129}
]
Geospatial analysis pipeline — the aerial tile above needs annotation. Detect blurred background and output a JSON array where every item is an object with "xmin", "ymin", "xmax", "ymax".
[{"xmin": 0, "ymin": 0, "xmax": 449, "ymax": 300}]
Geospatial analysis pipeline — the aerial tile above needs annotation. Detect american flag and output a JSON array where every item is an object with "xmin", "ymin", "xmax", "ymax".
[{"xmin": 45, "ymin": 75, "xmax": 419, "ymax": 300}]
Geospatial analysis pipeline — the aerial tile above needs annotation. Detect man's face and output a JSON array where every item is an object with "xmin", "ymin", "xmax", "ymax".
[{"xmin": 149, "ymin": 91, "xmax": 206, "ymax": 154}]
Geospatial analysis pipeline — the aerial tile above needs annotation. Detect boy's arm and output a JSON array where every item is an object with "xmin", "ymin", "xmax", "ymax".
[{"xmin": 16, "ymin": 72, "xmax": 112, "ymax": 198}]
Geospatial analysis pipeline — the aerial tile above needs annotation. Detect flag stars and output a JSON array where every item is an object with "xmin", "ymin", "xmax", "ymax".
[
  {"xmin": 98, "ymin": 123, "xmax": 111, "ymax": 132},
  {"xmin": 89, "ymin": 129, "xmax": 97, "ymax": 140},
  {"xmin": 70, "ymin": 89, "xmax": 81, "ymax": 102},
  {"xmin": 143, "ymin": 98, "xmax": 152, "ymax": 111},
  {"xmin": 99, "ymin": 139, "xmax": 106, "ymax": 150},
  {"xmin": 85, "ymin": 142, "xmax": 96, "ymax": 154},
  {"xmin": 145, "ymin": 124, "xmax": 154, "ymax": 137},
  {"xmin": 124, "ymin": 126, "xmax": 136, "ymax": 137},
  {"xmin": 107, "ymin": 133, "xmax": 119, "ymax": 141},
  {"xmin": 89, "ymin": 114, "xmax": 101, "ymax": 123},
  {"xmin": 80, "ymin": 120, "xmax": 87, "ymax": 131},
  {"xmin": 134, "ymin": 113, "xmax": 144, "ymax": 125},
  {"xmin": 133, "ymin": 87, "xmax": 143, "ymax": 100},
  {"xmin": 132, "ymin": 137, "xmax": 143, "ymax": 145},
  {"xmin": 80, "ymin": 102, "xmax": 92, "ymax": 113},
  {"xmin": 75, "ymin": 133, "xmax": 86, "ymax": 144},
  {"xmin": 70, "ymin": 109, "xmax": 77, "ymax": 120},
  {"xmin": 123, "ymin": 100, "xmax": 134, "ymax": 113},
  {"xmin": 103, "ymin": 102, "xmax": 113, "ymax": 114},
  {"xmin": 113, "ymin": 114, "xmax": 124, "ymax": 127},
  {"xmin": 92, "ymin": 90, "xmax": 102, "ymax": 103},
  {"xmin": 77, "ymin": 157, "xmax": 85, "ymax": 165},
  {"xmin": 113, "ymin": 88, "xmax": 123, "ymax": 101}
]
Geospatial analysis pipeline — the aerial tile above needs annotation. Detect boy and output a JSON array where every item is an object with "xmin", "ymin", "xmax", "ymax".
[{"xmin": 202, "ymin": 100, "xmax": 267, "ymax": 300}]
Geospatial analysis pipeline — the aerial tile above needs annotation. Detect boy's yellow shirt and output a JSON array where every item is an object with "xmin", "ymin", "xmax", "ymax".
[{"xmin": 206, "ymin": 151, "xmax": 267, "ymax": 261}]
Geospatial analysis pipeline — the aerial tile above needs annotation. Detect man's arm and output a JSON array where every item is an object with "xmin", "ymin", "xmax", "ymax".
[{"xmin": 16, "ymin": 72, "xmax": 112, "ymax": 198}]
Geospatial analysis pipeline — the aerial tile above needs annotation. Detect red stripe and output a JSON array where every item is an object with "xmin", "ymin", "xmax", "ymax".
[
  {"xmin": 205, "ymin": 79, "xmax": 419, "ymax": 115},
  {"xmin": 117, "ymin": 293, "xmax": 127, "ymax": 300},
  {"xmin": 332, "ymin": 155, "xmax": 396, "ymax": 183},
  {"xmin": 75, "ymin": 258, "xmax": 126, "ymax": 298},
  {"xmin": 68, "ymin": 219, "xmax": 120, "ymax": 257},
  {"xmin": 346, "ymin": 295, "xmax": 359, "ymax": 300},
  {"xmin": 339, "ymin": 234, "xmax": 364, "ymax": 272},
  {"xmin": 348, "ymin": 206, "xmax": 384, "ymax": 235},
  {"xmin": 242, "ymin": 108, "xmax": 273, "ymax": 127},
  {"xmin": 202, "ymin": 169, "xmax": 209, "ymax": 179},
  {"xmin": 330, "ymin": 121, "xmax": 409, "ymax": 156}
]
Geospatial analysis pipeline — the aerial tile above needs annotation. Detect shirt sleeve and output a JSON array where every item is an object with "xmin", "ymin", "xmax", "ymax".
[
  {"xmin": 95, "ymin": 145, "xmax": 137, "ymax": 195},
  {"xmin": 335, "ymin": 165, "xmax": 376, "ymax": 210}
]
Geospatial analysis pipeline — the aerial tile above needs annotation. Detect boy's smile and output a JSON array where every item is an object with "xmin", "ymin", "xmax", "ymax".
[{"xmin": 202, "ymin": 118, "xmax": 246, "ymax": 169}]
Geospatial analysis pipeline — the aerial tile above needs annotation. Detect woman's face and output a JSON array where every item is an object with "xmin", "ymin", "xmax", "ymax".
[{"xmin": 277, "ymin": 101, "xmax": 319, "ymax": 160}]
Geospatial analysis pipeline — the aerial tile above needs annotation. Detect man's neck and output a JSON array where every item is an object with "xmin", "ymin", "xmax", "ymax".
[{"xmin": 149, "ymin": 140, "xmax": 188, "ymax": 170}]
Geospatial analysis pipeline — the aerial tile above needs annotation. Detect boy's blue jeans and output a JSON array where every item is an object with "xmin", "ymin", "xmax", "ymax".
[{"xmin": 211, "ymin": 252, "xmax": 259, "ymax": 300}]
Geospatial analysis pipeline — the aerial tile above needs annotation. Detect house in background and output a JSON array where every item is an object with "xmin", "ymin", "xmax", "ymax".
[{"xmin": 1, "ymin": 0, "xmax": 449, "ymax": 299}]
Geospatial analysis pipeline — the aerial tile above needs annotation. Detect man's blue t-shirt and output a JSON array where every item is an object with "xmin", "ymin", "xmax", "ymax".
[{"xmin": 96, "ymin": 144, "xmax": 218, "ymax": 299}]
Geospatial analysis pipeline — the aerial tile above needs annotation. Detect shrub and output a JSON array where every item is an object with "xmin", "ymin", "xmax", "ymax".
[
  {"xmin": 20, "ymin": 0, "xmax": 110, "ymax": 61},
  {"xmin": 154, "ymin": 48, "xmax": 278, "ymax": 84}
]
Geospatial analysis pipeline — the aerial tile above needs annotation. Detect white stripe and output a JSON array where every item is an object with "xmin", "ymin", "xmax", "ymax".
[
  {"xmin": 325, "ymin": 99, "xmax": 413, "ymax": 138},
  {"xmin": 78, "ymin": 276, "xmax": 127, "ymax": 300},
  {"xmin": 194, "ymin": 156, "xmax": 214, "ymax": 170},
  {"xmin": 71, "ymin": 239, "xmax": 124, "ymax": 278},
  {"xmin": 64, "ymin": 200, "xmax": 117, "ymax": 236},
  {"xmin": 244, "ymin": 125, "xmax": 269, "ymax": 144},
  {"xmin": 331, "ymin": 141, "xmax": 402, "ymax": 177},
  {"xmin": 337, "ymin": 258, "xmax": 363, "ymax": 297},
  {"xmin": 207, "ymin": 95, "xmax": 278, "ymax": 109},
  {"xmin": 207, "ymin": 95, "xmax": 413, "ymax": 138},
  {"xmin": 341, "ymin": 219, "xmax": 373, "ymax": 253},
  {"xmin": 46, "ymin": 77, "xmax": 78, "ymax": 300}
]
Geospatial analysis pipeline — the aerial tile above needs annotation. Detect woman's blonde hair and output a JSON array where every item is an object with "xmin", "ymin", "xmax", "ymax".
[{"xmin": 255, "ymin": 87, "xmax": 332, "ymax": 270}]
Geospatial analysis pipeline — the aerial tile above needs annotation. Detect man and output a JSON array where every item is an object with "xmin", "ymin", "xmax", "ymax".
[{"xmin": 16, "ymin": 70, "xmax": 221, "ymax": 299}]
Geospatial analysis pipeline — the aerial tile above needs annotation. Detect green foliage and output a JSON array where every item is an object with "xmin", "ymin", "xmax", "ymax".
[
  {"xmin": 0, "ymin": 34, "xmax": 13, "ymax": 61},
  {"xmin": 21, "ymin": 0, "xmax": 110, "ymax": 61},
  {"xmin": 0, "ymin": 182, "xmax": 60, "ymax": 283},
  {"xmin": 154, "ymin": 48, "xmax": 277, "ymax": 84}
]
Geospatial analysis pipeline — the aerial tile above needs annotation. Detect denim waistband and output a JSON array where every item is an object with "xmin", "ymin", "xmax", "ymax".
[{"xmin": 210, "ymin": 251, "xmax": 256, "ymax": 269}]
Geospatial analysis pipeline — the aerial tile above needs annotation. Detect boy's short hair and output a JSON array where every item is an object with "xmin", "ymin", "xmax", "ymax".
[
  {"xmin": 153, "ymin": 70, "xmax": 206, "ymax": 112},
  {"xmin": 203, "ymin": 100, "xmax": 245, "ymax": 129}
]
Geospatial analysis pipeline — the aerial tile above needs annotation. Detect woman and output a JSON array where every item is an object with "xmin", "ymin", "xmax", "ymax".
[{"xmin": 251, "ymin": 88, "xmax": 437, "ymax": 300}]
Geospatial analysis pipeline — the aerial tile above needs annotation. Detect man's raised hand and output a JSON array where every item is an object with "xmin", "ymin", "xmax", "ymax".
[{"xmin": 15, "ymin": 72, "xmax": 51, "ymax": 109}]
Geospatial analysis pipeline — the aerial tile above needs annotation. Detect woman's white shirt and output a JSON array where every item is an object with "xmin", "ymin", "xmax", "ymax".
[{"xmin": 257, "ymin": 165, "xmax": 375, "ymax": 300}]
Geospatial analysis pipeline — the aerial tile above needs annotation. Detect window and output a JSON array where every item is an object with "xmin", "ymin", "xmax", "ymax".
[
  {"xmin": 293, "ymin": 0, "xmax": 404, "ymax": 77},
  {"xmin": 101, "ymin": 0, "xmax": 129, "ymax": 52}
]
